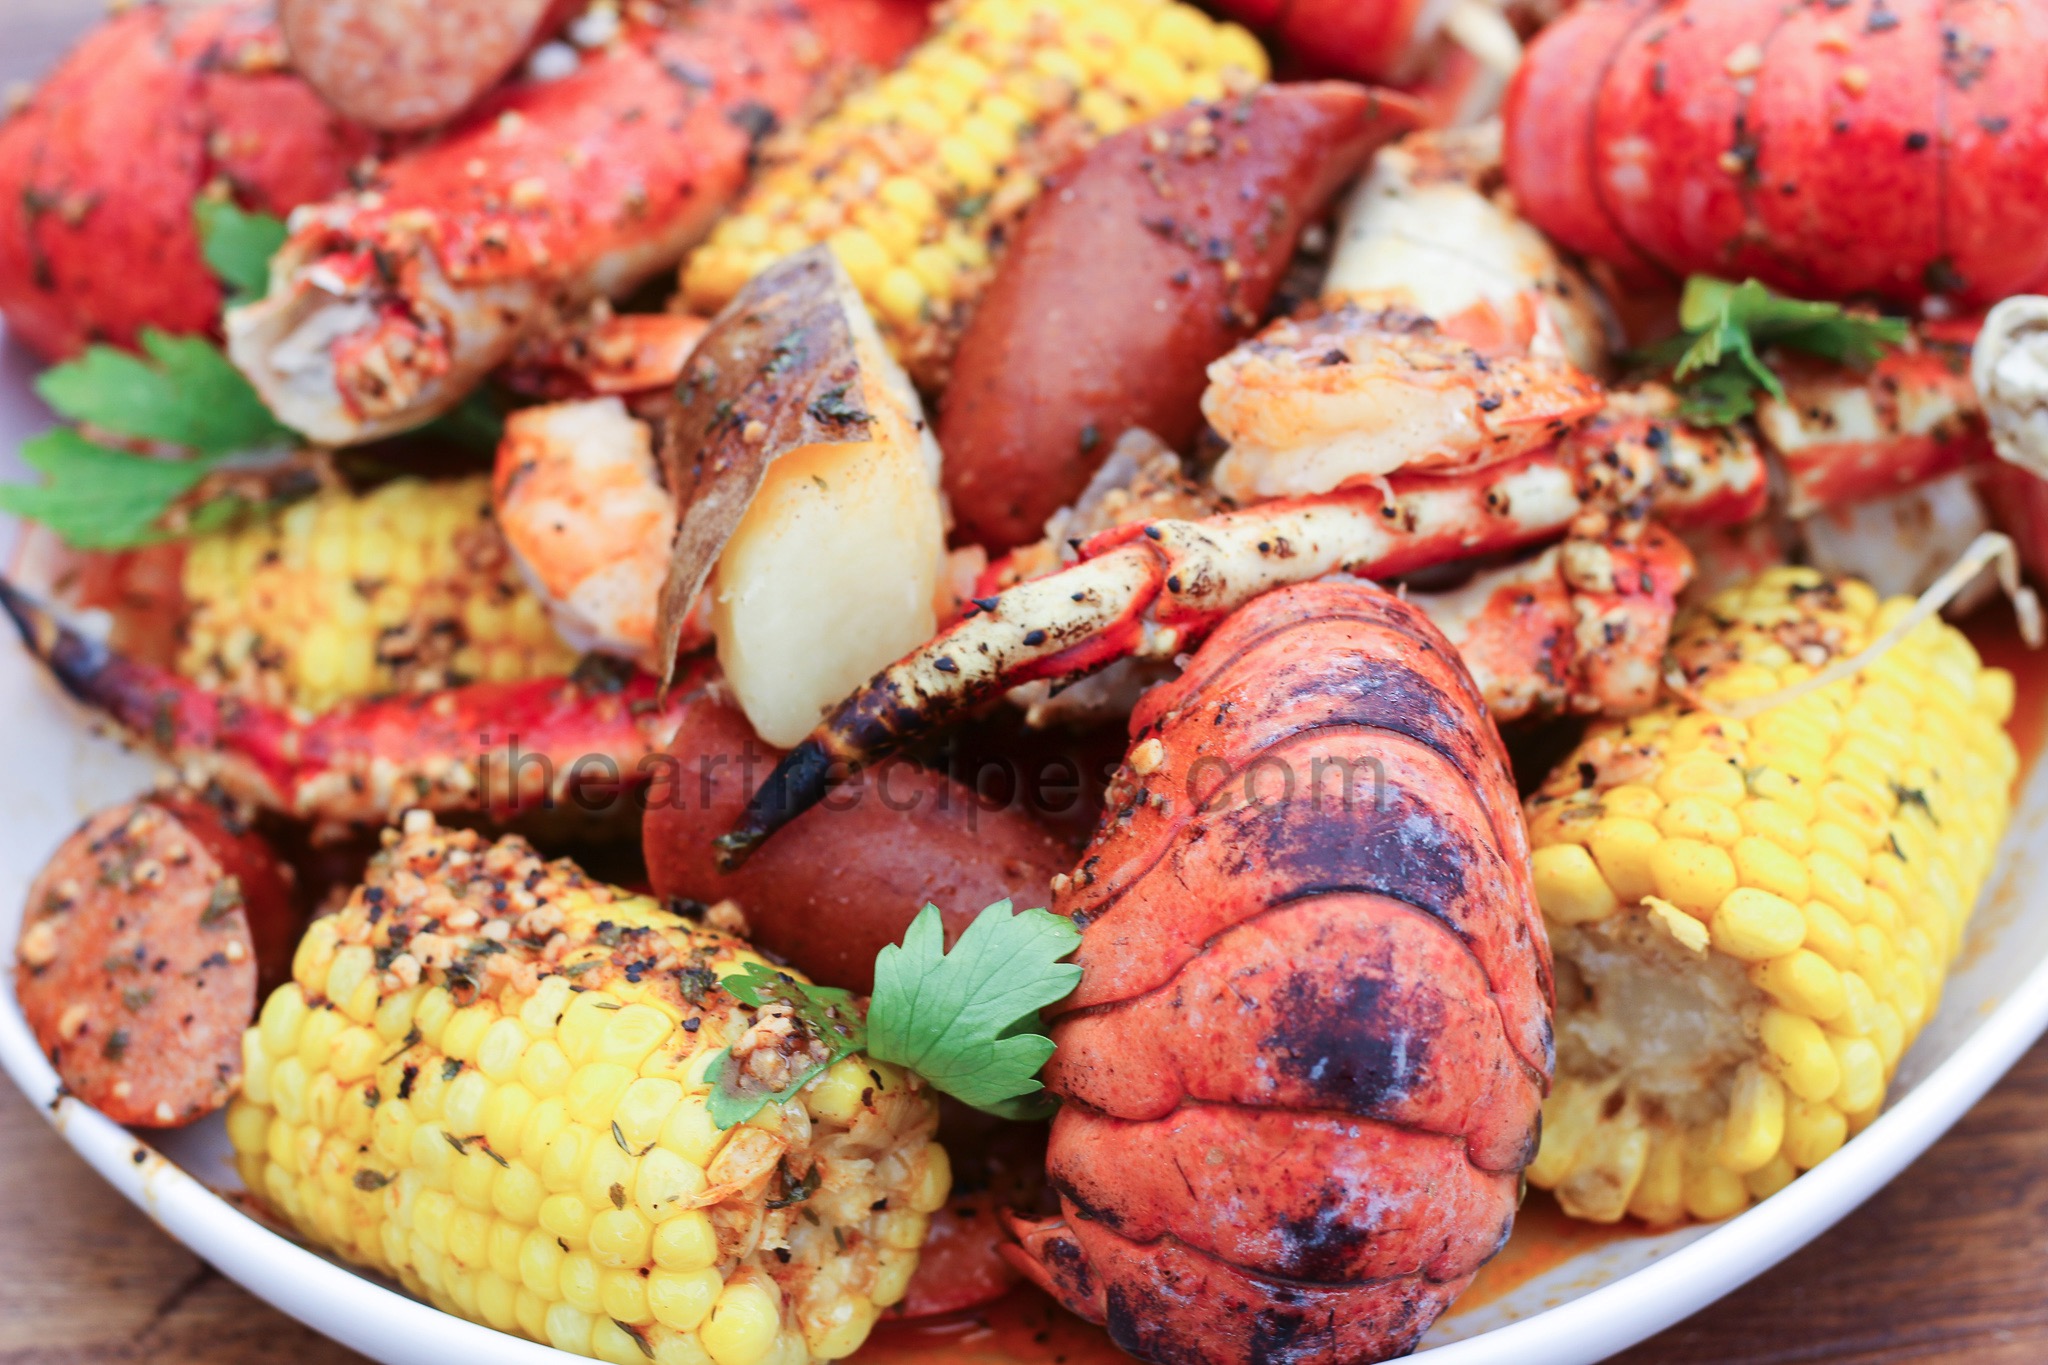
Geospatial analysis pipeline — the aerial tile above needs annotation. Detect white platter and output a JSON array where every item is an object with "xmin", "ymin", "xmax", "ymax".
[
  {"xmin": 6, "ymin": 312, "xmax": 2048, "ymax": 1365},
  {"xmin": 6, "ymin": 10, "xmax": 2048, "ymax": 1362}
]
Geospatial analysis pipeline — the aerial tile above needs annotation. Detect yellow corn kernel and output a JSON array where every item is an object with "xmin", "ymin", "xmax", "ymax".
[
  {"xmin": 1627, "ymin": 1130, "xmax": 1687, "ymax": 1226},
  {"xmin": 1744, "ymin": 1153, "xmax": 1799, "ymax": 1201},
  {"xmin": 1532, "ymin": 843, "xmax": 1619, "ymax": 924},
  {"xmin": 1603, "ymin": 784, "xmax": 1664, "ymax": 819},
  {"xmin": 1658, "ymin": 796, "xmax": 1743, "ymax": 846},
  {"xmin": 1783, "ymin": 1099, "xmax": 1848, "ymax": 1169},
  {"xmin": 1733, "ymin": 835, "xmax": 1812, "ymax": 904},
  {"xmin": 1718, "ymin": 1064, "xmax": 1786, "ymax": 1174},
  {"xmin": 1828, "ymin": 1034, "xmax": 1886, "ymax": 1113},
  {"xmin": 650, "ymin": 1266, "xmax": 724, "ymax": 1332},
  {"xmin": 1656, "ymin": 753, "xmax": 1749, "ymax": 807},
  {"xmin": 1712, "ymin": 888, "xmax": 1810, "ymax": 962},
  {"xmin": 1683, "ymin": 1161, "xmax": 1751, "ymax": 1222},
  {"xmin": 1650, "ymin": 838, "xmax": 1739, "ymax": 917},
  {"xmin": 1749, "ymin": 950, "xmax": 1846, "ymax": 1022},
  {"xmin": 652, "ymin": 1211, "xmax": 719, "ymax": 1272},
  {"xmin": 1800, "ymin": 899, "xmax": 1859, "ymax": 970},
  {"xmin": 1757, "ymin": 1007, "xmax": 1843, "ymax": 1102},
  {"xmin": 701, "ymin": 1280, "xmax": 780, "ymax": 1365}
]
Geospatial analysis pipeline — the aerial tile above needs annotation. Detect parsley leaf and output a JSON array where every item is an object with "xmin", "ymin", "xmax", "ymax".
[
  {"xmin": 0, "ymin": 430, "xmax": 218, "ymax": 550},
  {"xmin": 35, "ymin": 328, "xmax": 291, "ymax": 455},
  {"xmin": 866, "ymin": 900, "xmax": 1081, "ymax": 1120},
  {"xmin": 193, "ymin": 198, "xmax": 287, "ymax": 305},
  {"xmin": 1637, "ymin": 276, "xmax": 1909, "ymax": 426},
  {"xmin": 707, "ymin": 962, "xmax": 868, "ymax": 1130}
]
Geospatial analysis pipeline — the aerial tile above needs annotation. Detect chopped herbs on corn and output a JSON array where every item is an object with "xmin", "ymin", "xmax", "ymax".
[
  {"xmin": 229, "ymin": 815, "xmax": 947, "ymax": 1364},
  {"xmin": 178, "ymin": 476, "xmax": 576, "ymax": 711},
  {"xmin": 681, "ymin": 0, "xmax": 1268, "ymax": 386},
  {"xmin": 1523, "ymin": 567, "xmax": 2017, "ymax": 1224}
]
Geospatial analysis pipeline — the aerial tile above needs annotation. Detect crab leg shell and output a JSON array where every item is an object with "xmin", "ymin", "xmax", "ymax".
[
  {"xmin": 229, "ymin": 0, "xmax": 925, "ymax": 444},
  {"xmin": 1762, "ymin": 341, "xmax": 1993, "ymax": 518},
  {"xmin": 720, "ymin": 451, "xmax": 1580, "ymax": 863},
  {"xmin": 1, "ymin": 578, "xmax": 695, "ymax": 823}
]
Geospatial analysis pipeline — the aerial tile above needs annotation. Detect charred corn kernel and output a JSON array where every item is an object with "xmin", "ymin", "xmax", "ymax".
[
  {"xmin": 1527, "ymin": 569, "xmax": 2014, "ymax": 1226},
  {"xmin": 1650, "ymin": 838, "xmax": 1739, "ymax": 917},
  {"xmin": 1532, "ymin": 843, "xmax": 1619, "ymax": 924},
  {"xmin": 178, "ymin": 476, "xmax": 574, "ymax": 711},
  {"xmin": 229, "ymin": 818, "xmax": 942, "ymax": 1364},
  {"xmin": 682, "ymin": 0, "xmax": 1265, "ymax": 385},
  {"xmin": 1712, "ymin": 888, "xmax": 1808, "ymax": 962}
]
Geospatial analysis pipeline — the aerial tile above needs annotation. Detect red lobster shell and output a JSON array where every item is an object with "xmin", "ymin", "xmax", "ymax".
[
  {"xmin": 1005, "ymin": 580, "xmax": 1552, "ymax": 1364},
  {"xmin": 0, "ymin": 1, "xmax": 375, "ymax": 359},
  {"xmin": 1504, "ymin": 0, "xmax": 2048, "ymax": 306}
]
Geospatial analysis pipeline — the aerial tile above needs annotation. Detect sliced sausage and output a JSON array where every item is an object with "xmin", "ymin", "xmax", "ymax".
[
  {"xmin": 14, "ymin": 793, "xmax": 301, "ymax": 1127},
  {"xmin": 280, "ymin": 0, "xmax": 581, "ymax": 132}
]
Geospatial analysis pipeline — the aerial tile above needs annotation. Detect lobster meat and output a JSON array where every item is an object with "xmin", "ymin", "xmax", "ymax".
[
  {"xmin": 1006, "ymin": 579, "xmax": 1551, "ymax": 1364},
  {"xmin": 227, "ymin": 0, "xmax": 927, "ymax": 445},
  {"xmin": 0, "ymin": 0, "xmax": 376, "ymax": 360},
  {"xmin": 1504, "ymin": 0, "xmax": 2048, "ymax": 307}
]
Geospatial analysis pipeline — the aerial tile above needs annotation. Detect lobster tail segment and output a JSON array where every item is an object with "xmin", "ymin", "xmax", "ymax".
[{"xmin": 1022, "ymin": 580, "xmax": 1552, "ymax": 1365}]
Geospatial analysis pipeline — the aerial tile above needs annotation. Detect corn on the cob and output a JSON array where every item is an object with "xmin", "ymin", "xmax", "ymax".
[
  {"xmin": 1522, "ymin": 566, "xmax": 2017, "ymax": 1224},
  {"xmin": 228, "ymin": 814, "xmax": 947, "ymax": 1364},
  {"xmin": 178, "ymin": 476, "xmax": 577, "ymax": 712},
  {"xmin": 680, "ymin": 0, "xmax": 1269, "ymax": 386}
]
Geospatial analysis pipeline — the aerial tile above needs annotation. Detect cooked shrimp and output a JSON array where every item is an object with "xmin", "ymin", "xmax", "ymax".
[
  {"xmin": 492, "ymin": 396, "xmax": 687, "ymax": 666},
  {"xmin": 1202, "ymin": 300, "xmax": 1604, "ymax": 503}
]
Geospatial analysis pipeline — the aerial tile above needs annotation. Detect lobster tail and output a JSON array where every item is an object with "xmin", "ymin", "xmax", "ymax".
[{"xmin": 1022, "ymin": 580, "xmax": 1552, "ymax": 1365}]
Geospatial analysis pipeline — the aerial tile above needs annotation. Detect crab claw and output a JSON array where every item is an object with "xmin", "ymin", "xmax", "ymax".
[
  {"xmin": 1, "ymin": 577, "xmax": 700, "ymax": 823},
  {"xmin": 717, "ymin": 449, "xmax": 1584, "ymax": 865}
]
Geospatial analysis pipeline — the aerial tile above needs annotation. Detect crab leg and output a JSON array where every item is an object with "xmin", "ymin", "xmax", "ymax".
[
  {"xmin": 718, "ymin": 450, "xmax": 1580, "ymax": 862},
  {"xmin": 1762, "ymin": 327, "xmax": 1992, "ymax": 517},
  {"xmin": 1413, "ymin": 521, "xmax": 1694, "ymax": 722},
  {"xmin": 1, "ymin": 579, "xmax": 697, "ymax": 824},
  {"xmin": 227, "ymin": 0, "xmax": 924, "ymax": 445}
]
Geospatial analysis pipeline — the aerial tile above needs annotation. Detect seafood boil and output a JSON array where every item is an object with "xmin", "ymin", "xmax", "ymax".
[{"xmin": 5, "ymin": 1, "xmax": 2048, "ymax": 1364}]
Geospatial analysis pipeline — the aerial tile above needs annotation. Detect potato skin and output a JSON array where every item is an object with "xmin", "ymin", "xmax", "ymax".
[
  {"xmin": 938, "ymin": 82, "xmax": 1418, "ymax": 553},
  {"xmin": 14, "ymin": 793, "xmax": 301, "ymax": 1127},
  {"xmin": 643, "ymin": 692, "xmax": 1072, "ymax": 992}
]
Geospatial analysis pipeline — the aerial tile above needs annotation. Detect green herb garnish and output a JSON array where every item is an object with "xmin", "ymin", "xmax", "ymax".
[
  {"xmin": 0, "ymin": 329, "xmax": 292, "ymax": 548},
  {"xmin": 707, "ymin": 962, "xmax": 867, "ymax": 1130},
  {"xmin": 192, "ymin": 198, "xmax": 288, "ymax": 306},
  {"xmin": 706, "ymin": 899, "xmax": 1082, "ymax": 1129},
  {"xmin": 867, "ymin": 900, "xmax": 1080, "ymax": 1121},
  {"xmin": 1638, "ymin": 275, "xmax": 1909, "ymax": 426}
]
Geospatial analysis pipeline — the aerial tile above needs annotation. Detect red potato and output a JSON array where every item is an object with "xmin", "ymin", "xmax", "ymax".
[
  {"xmin": 643, "ymin": 691, "xmax": 1073, "ymax": 993},
  {"xmin": 937, "ymin": 82, "xmax": 1419, "ymax": 553},
  {"xmin": 13, "ymin": 792, "xmax": 302, "ymax": 1127},
  {"xmin": 280, "ymin": 0, "xmax": 583, "ymax": 132},
  {"xmin": 0, "ymin": 1, "xmax": 376, "ymax": 360}
]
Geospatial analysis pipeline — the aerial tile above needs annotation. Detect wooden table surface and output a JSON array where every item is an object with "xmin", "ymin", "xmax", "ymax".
[{"xmin": 2, "ymin": 1035, "xmax": 2045, "ymax": 1365}]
